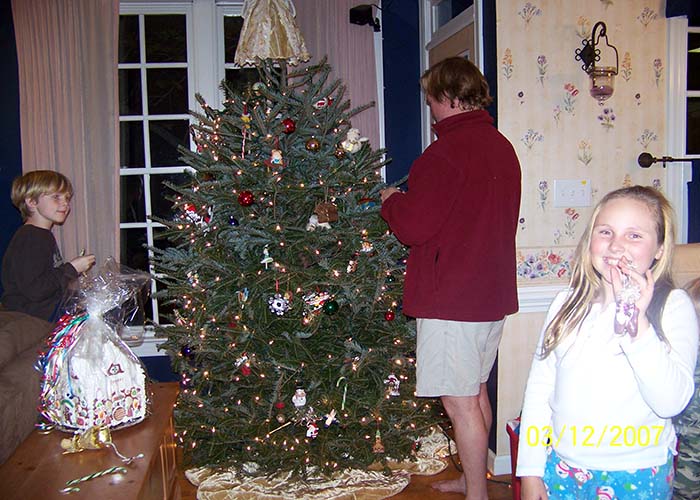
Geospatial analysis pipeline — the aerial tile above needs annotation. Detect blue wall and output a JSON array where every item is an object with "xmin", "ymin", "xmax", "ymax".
[
  {"xmin": 0, "ymin": 0, "xmax": 24, "ymax": 294},
  {"xmin": 381, "ymin": 0, "xmax": 422, "ymax": 185}
]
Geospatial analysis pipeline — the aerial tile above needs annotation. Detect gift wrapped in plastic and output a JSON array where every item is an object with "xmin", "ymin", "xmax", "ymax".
[{"xmin": 37, "ymin": 259, "xmax": 151, "ymax": 431}]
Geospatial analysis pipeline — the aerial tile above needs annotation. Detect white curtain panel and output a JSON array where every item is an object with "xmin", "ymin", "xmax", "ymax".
[
  {"xmin": 294, "ymin": 0, "xmax": 380, "ymax": 148},
  {"xmin": 12, "ymin": 0, "xmax": 119, "ymax": 267}
]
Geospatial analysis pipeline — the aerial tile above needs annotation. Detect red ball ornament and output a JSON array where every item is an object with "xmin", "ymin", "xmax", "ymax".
[
  {"xmin": 384, "ymin": 310, "xmax": 396, "ymax": 321},
  {"xmin": 240, "ymin": 365, "xmax": 251, "ymax": 376},
  {"xmin": 237, "ymin": 190, "xmax": 254, "ymax": 206},
  {"xmin": 282, "ymin": 118, "xmax": 296, "ymax": 134},
  {"xmin": 275, "ymin": 401, "xmax": 285, "ymax": 409}
]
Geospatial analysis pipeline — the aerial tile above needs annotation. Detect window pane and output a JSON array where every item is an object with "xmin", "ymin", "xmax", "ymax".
[
  {"xmin": 154, "ymin": 227, "xmax": 177, "ymax": 252},
  {"xmin": 119, "ymin": 15, "xmax": 140, "ymax": 64},
  {"xmin": 145, "ymin": 14, "xmax": 187, "ymax": 63},
  {"xmin": 155, "ymin": 281, "xmax": 175, "ymax": 324},
  {"xmin": 121, "ymin": 228, "xmax": 149, "ymax": 272},
  {"xmin": 120, "ymin": 121, "xmax": 145, "ymax": 167},
  {"xmin": 436, "ymin": 0, "xmax": 471, "ymax": 28},
  {"xmin": 143, "ymin": 296, "xmax": 154, "ymax": 324},
  {"xmin": 153, "ymin": 226, "xmax": 177, "ymax": 325},
  {"xmin": 119, "ymin": 68, "xmax": 142, "ymax": 115},
  {"xmin": 150, "ymin": 172, "xmax": 191, "ymax": 220},
  {"xmin": 147, "ymin": 68, "xmax": 188, "ymax": 115},
  {"xmin": 121, "ymin": 176, "xmax": 146, "ymax": 223},
  {"xmin": 687, "ymin": 97, "xmax": 700, "ymax": 154},
  {"xmin": 689, "ymin": 32, "xmax": 700, "ymax": 91},
  {"xmin": 224, "ymin": 16, "xmax": 244, "ymax": 64},
  {"xmin": 225, "ymin": 68, "xmax": 261, "ymax": 95},
  {"xmin": 119, "ymin": 285, "xmax": 151, "ymax": 327},
  {"xmin": 149, "ymin": 119, "xmax": 190, "ymax": 167}
]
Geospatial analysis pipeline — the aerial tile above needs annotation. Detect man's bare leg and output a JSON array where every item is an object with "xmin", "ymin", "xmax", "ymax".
[{"xmin": 431, "ymin": 383, "xmax": 492, "ymax": 499}]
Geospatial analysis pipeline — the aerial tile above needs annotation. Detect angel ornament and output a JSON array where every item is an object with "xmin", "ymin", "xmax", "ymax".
[
  {"xmin": 234, "ymin": 0, "xmax": 310, "ymax": 66},
  {"xmin": 614, "ymin": 272, "xmax": 641, "ymax": 337},
  {"xmin": 340, "ymin": 128, "xmax": 369, "ymax": 153},
  {"xmin": 260, "ymin": 246, "xmax": 274, "ymax": 269}
]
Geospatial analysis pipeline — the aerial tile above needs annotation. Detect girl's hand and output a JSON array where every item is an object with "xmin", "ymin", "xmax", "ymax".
[
  {"xmin": 610, "ymin": 257, "xmax": 654, "ymax": 338},
  {"xmin": 611, "ymin": 258, "xmax": 655, "ymax": 317},
  {"xmin": 521, "ymin": 476, "xmax": 548, "ymax": 500}
]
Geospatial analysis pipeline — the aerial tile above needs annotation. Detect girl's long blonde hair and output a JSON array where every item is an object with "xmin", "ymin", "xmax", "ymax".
[{"xmin": 540, "ymin": 186, "xmax": 676, "ymax": 358}]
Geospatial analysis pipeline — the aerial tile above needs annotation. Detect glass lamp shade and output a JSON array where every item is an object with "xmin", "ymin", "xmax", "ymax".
[{"xmin": 589, "ymin": 66, "xmax": 616, "ymax": 102}]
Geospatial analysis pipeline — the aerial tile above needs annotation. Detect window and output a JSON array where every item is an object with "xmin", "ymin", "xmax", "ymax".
[
  {"xmin": 433, "ymin": 0, "xmax": 472, "ymax": 29},
  {"xmin": 666, "ymin": 19, "xmax": 700, "ymax": 243},
  {"xmin": 686, "ymin": 25, "xmax": 700, "ymax": 243},
  {"xmin": 687, "ymin": 29, "xmax": 700, "ymax": 154},
  {"xmin": 118, "ymin": 1, "xmax": 247, "ymax": 337}
]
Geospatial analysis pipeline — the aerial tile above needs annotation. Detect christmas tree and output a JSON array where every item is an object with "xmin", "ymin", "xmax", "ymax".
[{"xmin": 153, "ymin": 59, "xmax": 438, "ymax": 476}]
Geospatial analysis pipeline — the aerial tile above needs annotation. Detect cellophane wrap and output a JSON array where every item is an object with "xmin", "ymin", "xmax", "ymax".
[{"xmin": 38, "ymin": 259, "xmax": 151, "ymax": 431}]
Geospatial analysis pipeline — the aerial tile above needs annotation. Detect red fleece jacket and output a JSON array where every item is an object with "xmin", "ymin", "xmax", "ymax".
[{"xmin": 381, "ymin": 110, "xmax": 521, "ymax": 321}]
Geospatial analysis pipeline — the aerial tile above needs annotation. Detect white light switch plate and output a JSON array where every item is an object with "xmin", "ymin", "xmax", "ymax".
[{"xmin": 553, "ymin": 179, "xmax": 591, "ymax": 207}]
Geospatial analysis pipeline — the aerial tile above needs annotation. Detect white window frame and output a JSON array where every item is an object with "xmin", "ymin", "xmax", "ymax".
[
  {"xmin": 667, "ymin": 17, "xmax": 699, "ymax": 243},
  {"xmin": 119, "ymin": 0, "xmax": 244, "ymax": 356}
]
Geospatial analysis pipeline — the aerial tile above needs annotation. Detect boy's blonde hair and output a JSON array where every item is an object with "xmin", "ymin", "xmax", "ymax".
[
  {"xmin": 11, "ymin": 170, "xmax": 73, "ymax": 221},
  {"xmin": 541, "ymin": 185, "xmax": 676, "ymax": 357}
]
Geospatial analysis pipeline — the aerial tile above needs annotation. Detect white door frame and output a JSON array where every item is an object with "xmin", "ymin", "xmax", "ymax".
[{"xmin": 419, "ymin": 1, "xmax": 481, "ymax": 151}]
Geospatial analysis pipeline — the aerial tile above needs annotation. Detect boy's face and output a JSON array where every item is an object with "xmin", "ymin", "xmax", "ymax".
[{"xmin": 26, "ymin": 191, "xmax": 72, "ymax": 229}]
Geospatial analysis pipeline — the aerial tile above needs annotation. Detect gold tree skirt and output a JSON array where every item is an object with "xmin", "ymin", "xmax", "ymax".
[{"xmin": 186, "ymin": 430, "xmax": 454, "ymax": 499}]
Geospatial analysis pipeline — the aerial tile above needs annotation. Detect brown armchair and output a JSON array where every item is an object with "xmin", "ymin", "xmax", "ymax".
[
  {"xmin": 0, "ymin": 311, "xmax": 52, "ymax": 465},
  {"xmin": 672, "ymin": 243, "xmax": 700, "ymax": 288}
]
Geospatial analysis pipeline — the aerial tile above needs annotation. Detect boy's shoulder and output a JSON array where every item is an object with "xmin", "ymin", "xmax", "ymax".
[{"xmin": 9, "ymin": 224, "xmax": 54, "ymax": 244}]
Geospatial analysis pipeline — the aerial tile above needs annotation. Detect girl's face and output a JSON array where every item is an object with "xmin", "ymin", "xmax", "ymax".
[{"xmin": 590, "ymin": 197, "xmax": 663, "ymax": 285}]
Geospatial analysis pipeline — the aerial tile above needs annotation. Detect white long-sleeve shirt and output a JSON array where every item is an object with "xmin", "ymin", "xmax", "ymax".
[{"xmin": 516, "ymin": 289, "xmax": 699, "ymax": 476}]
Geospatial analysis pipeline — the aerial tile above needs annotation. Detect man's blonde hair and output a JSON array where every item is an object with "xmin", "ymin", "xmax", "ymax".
[
  {"xmin": 11, "ymin": 170, "xmax": 73, "ymax": 221},
  {"xmin": 420, "ymin": 57, "xmax": 493, "ymax": 110}
]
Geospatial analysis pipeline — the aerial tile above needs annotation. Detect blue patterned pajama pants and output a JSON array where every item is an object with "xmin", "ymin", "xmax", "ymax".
[{"xmin": 542, "ymin": 447, "xmax": 674, "ymax": 499}]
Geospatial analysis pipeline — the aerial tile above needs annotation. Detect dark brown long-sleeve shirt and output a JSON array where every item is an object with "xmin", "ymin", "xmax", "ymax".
[{"xmin": 1, "ymin": 224, "xmax": 78, "ymax": 321}]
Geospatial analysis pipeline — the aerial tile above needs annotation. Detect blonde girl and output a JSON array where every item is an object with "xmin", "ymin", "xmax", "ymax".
[{"xmin": 517, "ymin": 186, "xmax": 699, "ymax": 500}]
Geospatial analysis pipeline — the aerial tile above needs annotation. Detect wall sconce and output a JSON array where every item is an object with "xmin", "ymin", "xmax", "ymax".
[{"xmin": 574, "ymin": 21, "xmax": 619, "ymax": 102}]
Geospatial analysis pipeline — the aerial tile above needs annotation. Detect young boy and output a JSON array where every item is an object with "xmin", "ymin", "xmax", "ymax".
[{"xmin": 1, "ymin": 170, "xmax": 95, "ymax": 321}]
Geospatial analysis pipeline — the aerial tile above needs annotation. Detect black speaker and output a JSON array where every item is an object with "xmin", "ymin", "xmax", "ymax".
[{"xmin": 349, "ymin": 5, "xmax": 380, "ymax": 32}]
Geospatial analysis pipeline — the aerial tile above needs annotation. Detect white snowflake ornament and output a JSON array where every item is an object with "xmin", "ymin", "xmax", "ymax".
[{"xmin": 268, "ymin": 293, "xmax": 290, "ymax": 316}]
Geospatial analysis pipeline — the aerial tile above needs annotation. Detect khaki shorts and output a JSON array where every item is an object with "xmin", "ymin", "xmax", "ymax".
[{"xmin": 415, "ymin": 318, "xmax": 505, "ymax": 397}]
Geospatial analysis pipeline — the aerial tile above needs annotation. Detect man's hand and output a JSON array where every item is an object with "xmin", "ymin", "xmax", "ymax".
[
  {"xmin": 380, "ymin": 187, "xmax": 401, "ymax": 203},
  {"xmin": 521, "ymin": 476, "xmax": 548, "ymax": 500}
]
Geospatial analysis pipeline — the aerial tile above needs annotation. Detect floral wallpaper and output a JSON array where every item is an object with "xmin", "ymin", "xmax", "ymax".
[{"xmin": 497, "ymin": 0, "xmax": 668, "ymax": 283}]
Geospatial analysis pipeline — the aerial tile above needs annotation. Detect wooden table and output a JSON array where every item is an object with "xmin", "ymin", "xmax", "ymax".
[{"xmin": 0, "ymin": 382, "xmax": 180, "ymax": 500}]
